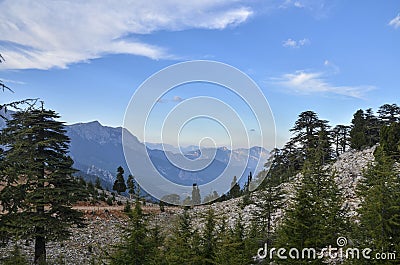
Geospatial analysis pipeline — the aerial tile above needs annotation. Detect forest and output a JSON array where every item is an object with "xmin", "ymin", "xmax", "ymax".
[{"xmin": 1, "ymin": 83, "xmax": 399, "ymax": 264}]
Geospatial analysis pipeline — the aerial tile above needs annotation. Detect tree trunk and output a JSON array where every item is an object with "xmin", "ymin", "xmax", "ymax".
[
  {"xmin": 34, "ymin": 204, "xmax": 46, "ymax": 264},
  {"xmin": 34, "ymin": 227, "xmax": 46, "ymax": 264}
]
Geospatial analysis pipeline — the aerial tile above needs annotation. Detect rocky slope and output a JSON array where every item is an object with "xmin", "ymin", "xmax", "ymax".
[{"xmin": 0, "ymin": 147, "xmax": 376, "ymax": 264}]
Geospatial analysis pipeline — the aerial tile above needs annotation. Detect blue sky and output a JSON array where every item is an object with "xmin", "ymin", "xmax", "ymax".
[{"xmin": 1, "ymin": 0, "xmax": 400, "ymax": 148}]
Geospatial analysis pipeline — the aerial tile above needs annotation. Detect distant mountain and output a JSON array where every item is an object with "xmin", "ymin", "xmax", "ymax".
[
  {"xmin": 66, "ymin": 121, "xmax": 270, "ymax": 189},
  {"xmin": 145, "ymin": 142, "xmax": 199, "ymax": 154},
  {"xmin": 1, "ymin": 115, "xmax": 270, "ymax": 191}
]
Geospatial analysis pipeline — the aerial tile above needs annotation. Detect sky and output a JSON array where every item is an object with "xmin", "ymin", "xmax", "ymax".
[{"xmin": 1, "ymin": 0, "xmax": 400, "ymax": 149}]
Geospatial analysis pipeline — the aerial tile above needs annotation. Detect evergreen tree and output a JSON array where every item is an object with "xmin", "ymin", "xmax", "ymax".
[
  {"xmin": 332, "ymin": 125, "xmax": 350, "ymax": 157},
  {"xmin": 354, "ymin": 144, "xmax": 400, "ymax": 263},
  {"xmin": 165, "ymin": 209, "xmax": 202, "ymax": 264},
  {"xmin": 350, "ymin": 109, "xmax": 381, "ymax": 150},
  {"xmin": 379, "ymin": 122, "xmax": 400, "ymax": 160},
  {"xmin": 377, "ymin": 103, "xmax": 400, "ymax": 126},
  {"xmin": 0, "ymin": 108, "xmax": 85, "ymax": 264},
  {"xmin": 215, "ymin": 214, "xmax": 247, "ymax": 265},
  {"xmin": 365, "ymin": 108, "xmax": 381, "ymax": 146},
  {"xmin": 94, "ymin": 177, "xmax": 102, "ymax": 190},
  {"xmin": 113, "ymin": 166, "xmax": 127, "ymax": 195},
  {"xmin": 228, "ymin": 176, "xmax": 241, "ymax": 198},
  {"xmin": 200, "ymin": 208, "xmax": 218, "ymax": 265},
  {"xmin": 109, "ymin": 199, "xmax": 153, "ymax": 265},
  {"xmin": 126, "ymin": 174, "xmax": 135, "ymax": 199},
  {"xmin": 316, "ymin": 122, "xmax": 333, "ymax": 164},
  {"xmin": 253, "ymin": 181, "xmax": 284, "ymax": 247},
  {"xmin": 275, "ymin": 151, "xmax": 346, "ymax": 264},
  {"xmin": 350, "ymin": 109, "xmax": 368, "ymax": 150},
  {"xmin": 290, "ymin": 110, "xmax": 331, "ymax": 160}
]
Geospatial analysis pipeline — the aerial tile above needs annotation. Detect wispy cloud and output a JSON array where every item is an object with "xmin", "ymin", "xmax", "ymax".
[
  {"xmin": 282, "ymin": 38, "xmax": 310, "ymax": 48},
  {"xmin": 0, "ymin": 77, "xmax": 26, "ymax": 85},
  {"xmin": 272, "ymin": 70, "xmax": 375, "ymax": 99},
  {"xmin": 389, "ymin": 14, "xmax": 400, "ymax": 29},
  {"xmin": 280, "ymin": 0, "xmax": 305, "ymax": 9},
  {"xmin": 0, "ymin": 0, "xmax": 253, "ymax": 70}
]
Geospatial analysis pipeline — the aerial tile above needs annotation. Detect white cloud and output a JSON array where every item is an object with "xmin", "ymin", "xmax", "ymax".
[
  {"xmin": 0, "ymin": 0, "xmax": 253, "ymax": 70},
  {"xmin": 0, "ymin": 77, "xmax": 26, "ymax": 85},
  {"xmin": 273, "ymin": 70, "xmax": 375, "ymax": 99},
  {"xmin": 282, "ymin": 38, "xmax": 310, "ymax": 48},
  {"xmin": 389, "ymin": 14, "xmax": 400, "ymax": 29}
]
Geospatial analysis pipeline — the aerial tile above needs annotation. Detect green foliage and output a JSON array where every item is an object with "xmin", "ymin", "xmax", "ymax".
[
  {"xmin": 377, "ymin": 103, "xmax": 400, "ymax": 126},
  {"xmin": 200, "ymin": 208, "xmax": 218, "ymax": 264},
  {"xmin": 354, "ymin": 147, "xmax": 400, "ymax": 263},
  {"xmin": 94, "ymin": 177, "xmax": 102, "ymax": 190},
  {"xmin": 275, "ymin": 151, "xmax": 347, "ymax": 264},
  {"xmin": 379, "ymin": 122, "xmax": 400, "ymax": 159},
  {"xmin": 332, "ymin": 125, "xmax": 350, "ymax": 157},
  {"xmin": 112, "ymin": 166, "xmax": 127, "ymax": 194},
  {"xmin": 252, "ymin": 181, "xmax": 284, "ymax": 246},
  {"xmin": 109, "ymin": 200, "xmax": 158, "ymax": 265},
  {"xmin": 350, "ymin": 108, "xmax": 381, "ymax": 150},
  {"xmin": 350, "ymin": 109, "xmax": 368, "ymax": 150},
  {"xmin": 164, "ymin": 209, "xmax": 202, "ymax": 264},
  {"xmin": 0, "ymin": 108, "xmax": 85, "ymax": 264},
  {"xmin": 0, "ymin": 245, "xmax": 29, "ymax": 265},
  {"xmin": 215, "ymin": 214, "xmax": 248, "ymax": 265},
  {"xmin": 126, "ymin": 174, "xmax": 135, "ymax": 199},
  {"xmin": 106, "ymin": 196, "xmax": 113, "ymax": 206},
  {"xmin": 228, "ymin": 176, "xmax": 241, "ymax": 199},
  {"xmin": 123, "ymin": 201, "xmax": 131, "ymax": 213}
]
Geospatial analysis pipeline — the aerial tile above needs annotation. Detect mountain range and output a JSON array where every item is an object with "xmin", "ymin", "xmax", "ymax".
[
  {"xmin": 0, "ymin": 110, "xmax": 270, "ymax": 192},
  {"xmin": 66, "ymin": 121, "xmax": 270, "ymax": 190}
]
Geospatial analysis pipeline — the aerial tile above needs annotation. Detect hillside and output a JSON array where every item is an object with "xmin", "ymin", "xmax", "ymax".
[{"xmin": 0, "ymin": 146, "xmax": 376, "ymax": 264}]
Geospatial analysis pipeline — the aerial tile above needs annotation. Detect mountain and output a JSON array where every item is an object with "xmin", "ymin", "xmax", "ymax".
[
  {"xmin": 65, "ymin": 121, "xmax": 270, "ymax": 189},
  {"xmin": 1, "ymin": 114, "xmax": 270, "ymax": 192}
]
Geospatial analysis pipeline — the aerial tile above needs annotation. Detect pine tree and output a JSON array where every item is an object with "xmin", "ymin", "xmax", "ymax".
[
  {"xmin": 200, "ymin": 208, "xmax": 218, "ymax": 265},
  {"xmin": 252, "ymin": 181, "xmax": 284, "ymax": 247},
  {"xmin": 109, "ymin": 199, "xmax": 153, "ymax": 265},
  {"xmin": 228, "ymin": 176, "xmax": 241, "ymax": 198},
  {"xmin": 0, "ymin": 108, "xmax": 85, "ymax": 264},
  {"xmin": 350, "ymin": 109, "xmax": 381, "ymax": 150},
  {"xmin": 113, "ymin": 166, "xmax": 127, "ymax": 195},
  {"xmin": 126, "ymin": 174, "xmax": 135, "ymax": 199},
  {"xmin": 365, "ymin": 108, "xmax": 381, "ymax": 146},
  {"xmin": 332, "ymin": 125, "xmax": 350, "ymax": 157},
  {"xmin": 275, "ymin": 150, "xmax": 346, "ymax": 264},
  {"xmin": 215, "ymin": 214, "xmax": 247, "ymax": 265},
  {"xmin": 350, "ymin": 109, "xmax": 368, "ymax": 150},
  {"xmin": 377, "ymin": 103, "xmax": 400, "ymax": 126},
  {"xmin": 165, "ymin": 209, "xmax": 202, "ymax": 264},
  {"xmin": 379, "ymin": 122, "xmax": 400, "ymax": 160},
  {"xmin": 94, "ymin": 177, "xmax": 102, "ymax": 190},
  {"xmin": 290, "ymin": 110, "xmax": 331, "ymax": 160},
  {"xmin": 355, "ymin": 142, "xmax": 400, "ymax": 263}
]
